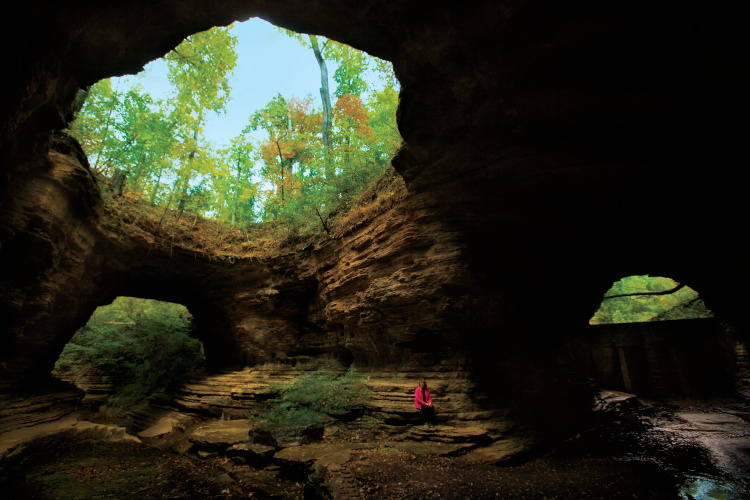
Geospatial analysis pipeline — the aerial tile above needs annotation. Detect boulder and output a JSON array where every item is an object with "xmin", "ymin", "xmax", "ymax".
[
  {"xmin": 188, "ymin": 420, "xmax": 254, "ymax": 452},
  {"xmin": 249, "ymin": 422, "xmax": 325, "ymax": 449},
  {"xmin": 138, "ymin": 416, "xmax": 175, "ymax": 438},
  {"xmin": 227, "ymin": 442, "xmax": 276, "ymax": 466}
]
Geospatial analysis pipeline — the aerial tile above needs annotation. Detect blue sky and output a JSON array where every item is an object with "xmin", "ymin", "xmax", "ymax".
[{"xmin": 113, "ymin": 17, "xmax": 388, "ymax": 150}]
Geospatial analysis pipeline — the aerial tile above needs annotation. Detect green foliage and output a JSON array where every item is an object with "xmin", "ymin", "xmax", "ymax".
[
  {"xmin": 165, "ymin": 26, "xmax": 238, "ymax": 214},
  {"xmin": 590, "ymin": 275, "xmax": 714, "ymax": 325},
  {"xmin": 165, "ymin": 26, "xmax": 237, "ymax": 116},
  {"xmin": 262, "ymin": 369, "xmax": 369, "ymax": 425},
  {"xmin": 53, "ymin": 297, "xmax": 205, "ymax": 408},
  {"xmin": 214, "ymin": 135, "xmax": 257, "ymax": 224},
  {"xmin": 330, "ymin": 45, "xmax": 369, "ymax": 98}
]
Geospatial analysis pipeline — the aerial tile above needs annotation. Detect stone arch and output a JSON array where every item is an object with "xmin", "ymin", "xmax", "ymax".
[{"xmin": 51, "ymin": 296, "xmax": 206, "ymax": 406}]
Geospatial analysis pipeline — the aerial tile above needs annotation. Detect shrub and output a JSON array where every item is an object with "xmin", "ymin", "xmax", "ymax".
[{"xmin": 263, "ymin": 369, "xmax": 369, "ymax": 425}]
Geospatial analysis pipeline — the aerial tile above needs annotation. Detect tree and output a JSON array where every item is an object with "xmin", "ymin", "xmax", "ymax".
[
  {"xmin": 244, "ymin": 94, "xmax": 320, "ymax": 210},
  {"xmin": 68, "ymin": 79, "xmax": 123, "ymax": 175},
  {"xmin": 278, "ymin": 31, "xmax": 372, "ymax": 176},
  {"xmin": 309, "ymin": 35, "xmax": 334, "ymax": 179},
  {"xmin": 366, "ymin": 79, "xmax": 401, "ymax": 168},
  {"xmin": 52, "ymin": 297, "xmax": 204, "ymax": 408},
  {"xmin": 246, "ymin": 30, "xmax": 403, "ymax": 232},
  {"xmin": 69, "ymin": 80, "xmax": 180, "ymax": 200},
  {"xmin": 216, "ymin": 136, "xmax": 257, "ymax": 224},
  {"xmin": 165, "ymin": 25, "xmax": 238, "ymax": 214},
  {"xmin": 109, "ymin": 86, "xmax": 158, "ymax": 196},
  {"xmin": 69, "ymin": 24, "xmax": 402, "ymax": 236},
  {"xmin": 331, "ymin": 93, "xmax": 374, "ymax": 193},
  {"xmin": 329, "ymin": 43, "xmax": 369, "ymax": 98}
]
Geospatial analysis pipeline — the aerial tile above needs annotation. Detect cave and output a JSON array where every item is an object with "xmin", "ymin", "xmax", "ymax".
[{"xmin": 1, "ymin": 1, "xmax": 748, "ymax": 497}]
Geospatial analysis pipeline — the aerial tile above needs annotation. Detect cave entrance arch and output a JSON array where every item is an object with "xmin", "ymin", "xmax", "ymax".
[
  {"xmin": 586, "ymin": 275, "xmax": 734, "ymax": 397},
  {"xmin": 52, "ymin": 297, "xmax": 205, "ymax": 409}
]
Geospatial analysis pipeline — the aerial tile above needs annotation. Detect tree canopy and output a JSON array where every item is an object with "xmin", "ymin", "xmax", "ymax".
[{"xmin": 589, "ymin": 275, "xmax": 714, "ymax": 325}]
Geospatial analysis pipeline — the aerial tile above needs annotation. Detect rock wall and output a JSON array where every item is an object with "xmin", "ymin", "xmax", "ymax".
[
  {"xmin": 586, "ymin": 319, "xmax": 736, "ymax": 397},
  {"xmin": 0, "ymin": 133, "xmax": 103, "ymax": 376},
  {"xmin": 1, "ymin": 144, "xmax": 477, "ymax": 378},
  {"xmin": 1, "ymin": 1, "xmax": 746, "ymax": 435}
]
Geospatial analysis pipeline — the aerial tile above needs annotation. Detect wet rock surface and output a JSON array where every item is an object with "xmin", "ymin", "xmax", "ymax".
[
  {"xmin": 645, "ymin": 399, "xmax": 750, "ymax": 499},
  {"xmin": 554, "ymin": 395, "xmax": 750, "ymax": 499}
]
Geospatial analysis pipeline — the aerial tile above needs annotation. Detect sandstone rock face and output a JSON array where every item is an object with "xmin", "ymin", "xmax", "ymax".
[
  {"xmin": 0, "ymin": 135, "xmax": 104, "ymax": 376},
  {"xmin": 1, "ymin": 1, "xmax": 746, "ymax": 437}
]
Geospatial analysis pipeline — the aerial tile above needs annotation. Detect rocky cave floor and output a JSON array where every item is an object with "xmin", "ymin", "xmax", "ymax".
[{"xmin": 1, "ymin": 393, "xmax": 749, "ymax": 500}]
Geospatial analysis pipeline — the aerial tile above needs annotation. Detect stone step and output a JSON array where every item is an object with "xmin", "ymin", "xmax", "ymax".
[{"xmin": 404, "ymin": 425, "xmax": 492, "ymax": 444}]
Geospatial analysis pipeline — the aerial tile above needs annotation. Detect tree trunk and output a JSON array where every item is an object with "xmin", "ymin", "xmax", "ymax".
[
  {"xmin": 131, "ymin": 152, "xmax": 146, "ymax": 197},
  {"xmin": 232, "ymin": 159, "xmax": 241, "ymax": 224},
  {"xmin": 92, "ymin": 83, "xmax": 120, "ymax": 174},
  {"xmin": 156, "ymin": 195, "xmax": 173, "ymax": 231},
  {"xmin": 112, "ymin": 168, "xmax": 127, "ymax": 196},
  {"xmin": 310, "ymin": 35, "xmax": 334, "ymax": 180},
  {"xmin": 274, "ymin": 139, "xmax": 286, "ymax": 202},
  {"xmin": 150, "ymin": 164, "xmax": 163, "ymax": 205},
  {"xmin": 178, "ymin": 110, "xmax": 203, "ymax": 214},
  {"xmin": 178, "ymin": 127, "xmax": 199, "ymax": 214}
]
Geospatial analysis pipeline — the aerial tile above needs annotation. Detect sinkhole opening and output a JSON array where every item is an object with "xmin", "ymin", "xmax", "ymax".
[
  {"xmin": 52, "ymin": 297, "xmax": 205, "ymax": 411},
  {"xmin": 67, "ymin": 18, "xmax": 402, "ymax": 253}
]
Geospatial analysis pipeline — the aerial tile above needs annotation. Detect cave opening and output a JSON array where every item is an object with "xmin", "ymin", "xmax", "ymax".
[
  {"xmin": 69, "ymin": 17, "xmax": 402, "ymax": 248},
  {"xmin": 51, "ymin": 296, "xmax": 205, "ymax": 411},
  {"xmin": 586, "ymin": 275, "xmax": 737, "ymax": 397}
]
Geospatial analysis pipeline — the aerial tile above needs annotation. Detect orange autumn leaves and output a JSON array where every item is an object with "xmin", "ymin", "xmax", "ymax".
[
  {"xmin": 334, "ymin": 94, "xmax": 372, "ymax": 137},
  {"xmin": 251, "ymin": 94, "xmax": 373, "ymax": 204},
  {"xmin": 253, "ymin": 97, "xmax": 320, "ymax": 201}
]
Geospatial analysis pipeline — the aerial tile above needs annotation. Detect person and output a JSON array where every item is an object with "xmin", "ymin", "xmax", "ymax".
[{"xmin": 414, "ymin": 380, "xmax": 436, "ymax": 427}]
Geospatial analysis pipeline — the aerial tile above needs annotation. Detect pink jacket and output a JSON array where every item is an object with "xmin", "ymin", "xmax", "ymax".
[{"xmin": 414, "ymin": 387, "xmax": 432, "ymax": 409}]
